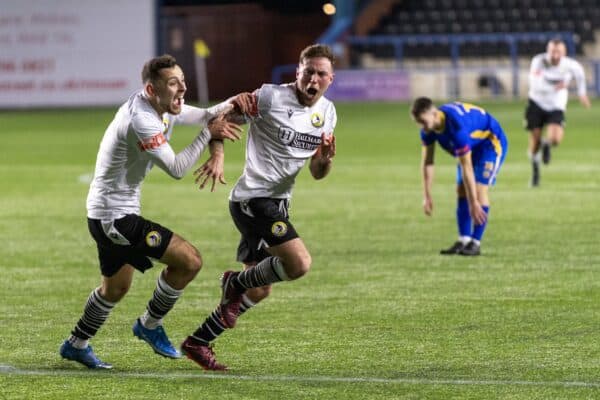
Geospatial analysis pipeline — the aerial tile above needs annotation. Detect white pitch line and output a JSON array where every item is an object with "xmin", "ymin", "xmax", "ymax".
[{"xmin": 1, "ymin": 365, "xmax": 599, "ymax": 389}]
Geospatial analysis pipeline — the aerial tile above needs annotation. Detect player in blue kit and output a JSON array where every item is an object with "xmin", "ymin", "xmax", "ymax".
[{"xmin": 410, "ymin": 97, "xmax": 508, "ymax": 256}]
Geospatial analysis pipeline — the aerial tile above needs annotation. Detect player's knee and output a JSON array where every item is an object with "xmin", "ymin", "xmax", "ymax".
[
  {"xmin": 173, "ymin": 244, "xmax": 202, "ymax": 279},
  {"xmin": 185, "ymin": 246, "xmax": 203, "ymax": 276},
  {"xmin": 100, "ymin": 283, "xmax": 130, "ymax": 303},
  {"xmin": 285, "ymin": 252, "xmax": 312, "ymax": 280}
]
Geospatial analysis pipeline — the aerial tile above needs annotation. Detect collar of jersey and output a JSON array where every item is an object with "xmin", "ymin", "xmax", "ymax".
[{"xmin": 434, "ymin": 110, "xmax": 446, "ymax": 133}]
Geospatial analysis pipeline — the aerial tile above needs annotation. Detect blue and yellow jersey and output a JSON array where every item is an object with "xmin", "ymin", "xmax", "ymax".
[{"xmin": 420, "ymin": 102, "xmax": 507, "ymax": 158}]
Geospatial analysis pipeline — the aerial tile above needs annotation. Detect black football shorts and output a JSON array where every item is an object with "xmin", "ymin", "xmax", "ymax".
[
  {"xmin": 525, "ymin": 98, "xmax": 565, "ymax": 130},
  {"xmin": 87, "ymin": 214, "xmax": 173, "ymax": 277},
  {"xmin": 229, "ymin": 198, "xmax": 299, "ymax": 264}
]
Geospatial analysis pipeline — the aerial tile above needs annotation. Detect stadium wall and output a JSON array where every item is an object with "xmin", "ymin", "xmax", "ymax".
[
  {"xmin": 160, "ymin": 4, "xmax": 329, "ymax": 102},
  {"xmin": 0, "ymin": 0, "xmax": 156, "ymax": 108}
]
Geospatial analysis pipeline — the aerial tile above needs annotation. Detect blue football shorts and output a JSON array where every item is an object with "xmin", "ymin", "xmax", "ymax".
[{"xmin": 457, "ymin": 130, "xmax": 508, "ymax": 186}]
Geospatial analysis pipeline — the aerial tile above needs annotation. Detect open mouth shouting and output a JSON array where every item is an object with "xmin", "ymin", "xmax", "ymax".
[{"xmin": 171, "ymin": 95, "xmax": 184, "ymax": 113}]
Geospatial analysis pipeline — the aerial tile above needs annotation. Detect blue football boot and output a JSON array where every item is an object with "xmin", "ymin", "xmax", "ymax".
[
  {"xmin": 59, "ymin": 340, "xmax": 113, "ymax": 369},
  {"xmin": 132, "ymin": 318, "xmax": 181, "ymax": 359}
]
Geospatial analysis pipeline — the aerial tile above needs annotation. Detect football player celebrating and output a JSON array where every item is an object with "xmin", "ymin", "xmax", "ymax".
[
  {"xmin": 180, "ymin": 44, "xmax": 337, "ymax": 371},
  {"xmin": 526, "ymin": 38, "xmax": 591, "ymax": 187},
  {"xmin": 59, "ymin": 54, "xmax": 252, "ymax": 369},
  {"xmin": 411, "ymin": 97, "xmax": 508, "ymax": 256}
]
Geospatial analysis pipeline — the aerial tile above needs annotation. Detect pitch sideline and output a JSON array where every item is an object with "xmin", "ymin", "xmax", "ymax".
[{"xmin": 1, "ymin": 364, "xmax": 599, "ymax": 389}]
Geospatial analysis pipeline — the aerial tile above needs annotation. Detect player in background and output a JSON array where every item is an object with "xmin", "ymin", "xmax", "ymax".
[
  {"xmin": 526, "ymin": 38, "xmax": 591, "ymax": 187},
  {"xmin": 180, "ymin": 44, "xmax": 337, "ymax": 371},
  {"xmin": 411, "ymin": 97, "xmax": 508, "ymax": 256},
  {"xmin": 59, "ymin": 54, "xmax": 254, "ymax": 369}
]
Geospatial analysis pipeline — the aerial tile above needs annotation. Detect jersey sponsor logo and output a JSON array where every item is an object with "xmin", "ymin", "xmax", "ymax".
[
  {"xmin": 311, "ymin": 112, "xmax": 324, "ymax": 127},
  {"xmin": 278, "ymin": 127, "xmax": 296, "ymax": 145},
  {"xmin": 145, "ymin": 231, "xmax": 162, "ymax": 247},
  {"xmin": 271, "ymin": 221, "xmax": 288, "ymax": 237},
  {"xmin": 277, "ymin": 126, "xmax": 322, "ymax": 150},
  {"xmin": 138, "ymin": 133, "xmax": 167, "ymax": 151},
  {"xmin": 543, "ymin": 77, "xmax": 563, "ymax": 85}
]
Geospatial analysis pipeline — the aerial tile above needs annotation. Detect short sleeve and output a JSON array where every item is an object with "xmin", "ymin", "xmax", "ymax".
[
  {"xmin": 446, "ymin": 115, "xmax": 471, "ymax": 156},
  {"xmin": 256, "ymin": 84, "xmax": 274, "ymax": 117},
  {"xmin": 327, "ymin": 103, "xmax": 337, "ymax": 132},
  {"xmin": 420, "ymin": 130, "xmax": 435, "ymax": 146},
  {"xmin": 452, "ymin": 129, "xmax": 471, "ymax": 156}
]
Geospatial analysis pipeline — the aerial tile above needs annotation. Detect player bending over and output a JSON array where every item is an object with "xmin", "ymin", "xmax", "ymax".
[{"xmin": 411, "ymin": 97, "xmax": 508, "ymax": 256}]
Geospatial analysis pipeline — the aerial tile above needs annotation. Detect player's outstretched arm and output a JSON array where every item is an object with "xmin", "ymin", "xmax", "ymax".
[{"xmin": 310, "ymin": 132, "xmax": 336, "ymax": 180}]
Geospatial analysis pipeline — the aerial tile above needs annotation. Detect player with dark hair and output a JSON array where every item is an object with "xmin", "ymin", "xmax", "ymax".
[
  {"xmin": 59, "ymin": 54, "xmax": 253, "ymax": 369},
  {"xmin": 526, "ymin": 39, "xmax": 591, "ymax": 187},
  {"xmin": 180, "ymin": 44, "xmax": 337, "ymax": 371},
  {"xmin": 411, "ymin": 97, "xmax": 508, "ymax": 256}
]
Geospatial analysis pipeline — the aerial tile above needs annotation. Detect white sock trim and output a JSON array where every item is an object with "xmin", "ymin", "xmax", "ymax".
[
  {"xmin": 241, "ymin": 293, "xmax": 256, "ymax": 308},
  {"xmin": 140, "ymin": 311, "xmax": 162, "ymax": 329},
  {"xmin": 272, "ymin": 257, "xmax": 290, "ymax": 281},
  {"xmin": 459, "ymin": 236, "xmax": 472, "ymax": 244},
  {"xmin": 93, "ymin": 288, "xmax": 117, "ymax": 309},
  {"xmin": 158, "ymin": 272, "xmax": 184, "ymax": 296},
  {"xmin": 68, "ymin": 335, "xmax": 89, "ymax": 349},
  {"xmin": 528, "ymin": 151, "xmax": 542, "ymax": 163}
]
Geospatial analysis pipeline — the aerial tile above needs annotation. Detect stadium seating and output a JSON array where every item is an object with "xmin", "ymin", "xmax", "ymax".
[{"xmin": 357, "ymin": 0, "xmax": 599, "ymax": 60}]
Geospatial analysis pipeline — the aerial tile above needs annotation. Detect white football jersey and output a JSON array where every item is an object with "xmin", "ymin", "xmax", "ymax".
[
  {"xmin": 230, "ymin": 83, "xmax": 337, "ymax": 201},
  {"xmin": 528, "ymin": 53, "xmax": 587, "ymax": 111},
  {"xmin": 87, "ymin": 90, "xmax": 228, "ymax": 220}
]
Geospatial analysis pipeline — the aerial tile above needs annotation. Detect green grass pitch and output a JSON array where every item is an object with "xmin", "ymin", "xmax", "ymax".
[{"xmin": 0, "ymin": 99, "xmax": 599, "ymax": 399}]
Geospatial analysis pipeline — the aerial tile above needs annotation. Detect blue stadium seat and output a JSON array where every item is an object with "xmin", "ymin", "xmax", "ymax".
[{"xmin": 357, "ymin": 0, "xmax": 597, "ymax": 61}]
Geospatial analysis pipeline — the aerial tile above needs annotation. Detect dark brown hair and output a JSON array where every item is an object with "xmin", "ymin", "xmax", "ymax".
[
  {"xmin": 299, "ymin": 44, "xmax": 335, "ymax": 65},
  {"xmin": 411, "ymin": 97, "xmax": 434, "ymax": 119},
  {"xmin": 548, "ymin": 38, "xmax": 565, "ymax": 47},
  {"xmin": 141, "ymin": 54, "xmax": 177, "ymax": 84}
]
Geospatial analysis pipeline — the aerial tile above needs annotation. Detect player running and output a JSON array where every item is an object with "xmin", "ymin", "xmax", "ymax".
[
  {"xmin": 526, "ymin": 38, "xmax": 591, "ymax": 187},
  {"xmin": 59, "ymin": 54, "xmax": 252, "ymax": 369},
  {"xmin": 180, "ymin": 44, "xmax": 337, "ymax": 371},
  {"xmin": 411, "ymin": 97, "xmax": 508, "ymax": 256}
]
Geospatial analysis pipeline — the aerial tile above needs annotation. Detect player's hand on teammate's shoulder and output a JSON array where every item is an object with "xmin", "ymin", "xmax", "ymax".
[
  {"xmin": 207, "ymin": 113, "xmax": 243, "ymax": 142},
  {"xmin": 231, "ymin": 92, "xmax": 258, "ymax": 117}
]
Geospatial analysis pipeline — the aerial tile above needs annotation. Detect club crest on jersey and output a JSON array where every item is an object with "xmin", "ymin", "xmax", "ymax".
[
  {"xmin": 271, "ymin": 221, "xmax": 288, "ymax": 237},
  {"xmin": 287, "ymin": 109, "xmax": 294, "ymax": 118},
  {"xmin": 311, "ymin": 112, "xmax": 324, "ymax": 127},
  {"xmin": 145, "ymin": 231, "xmax": 162, "ymax": 247}
]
